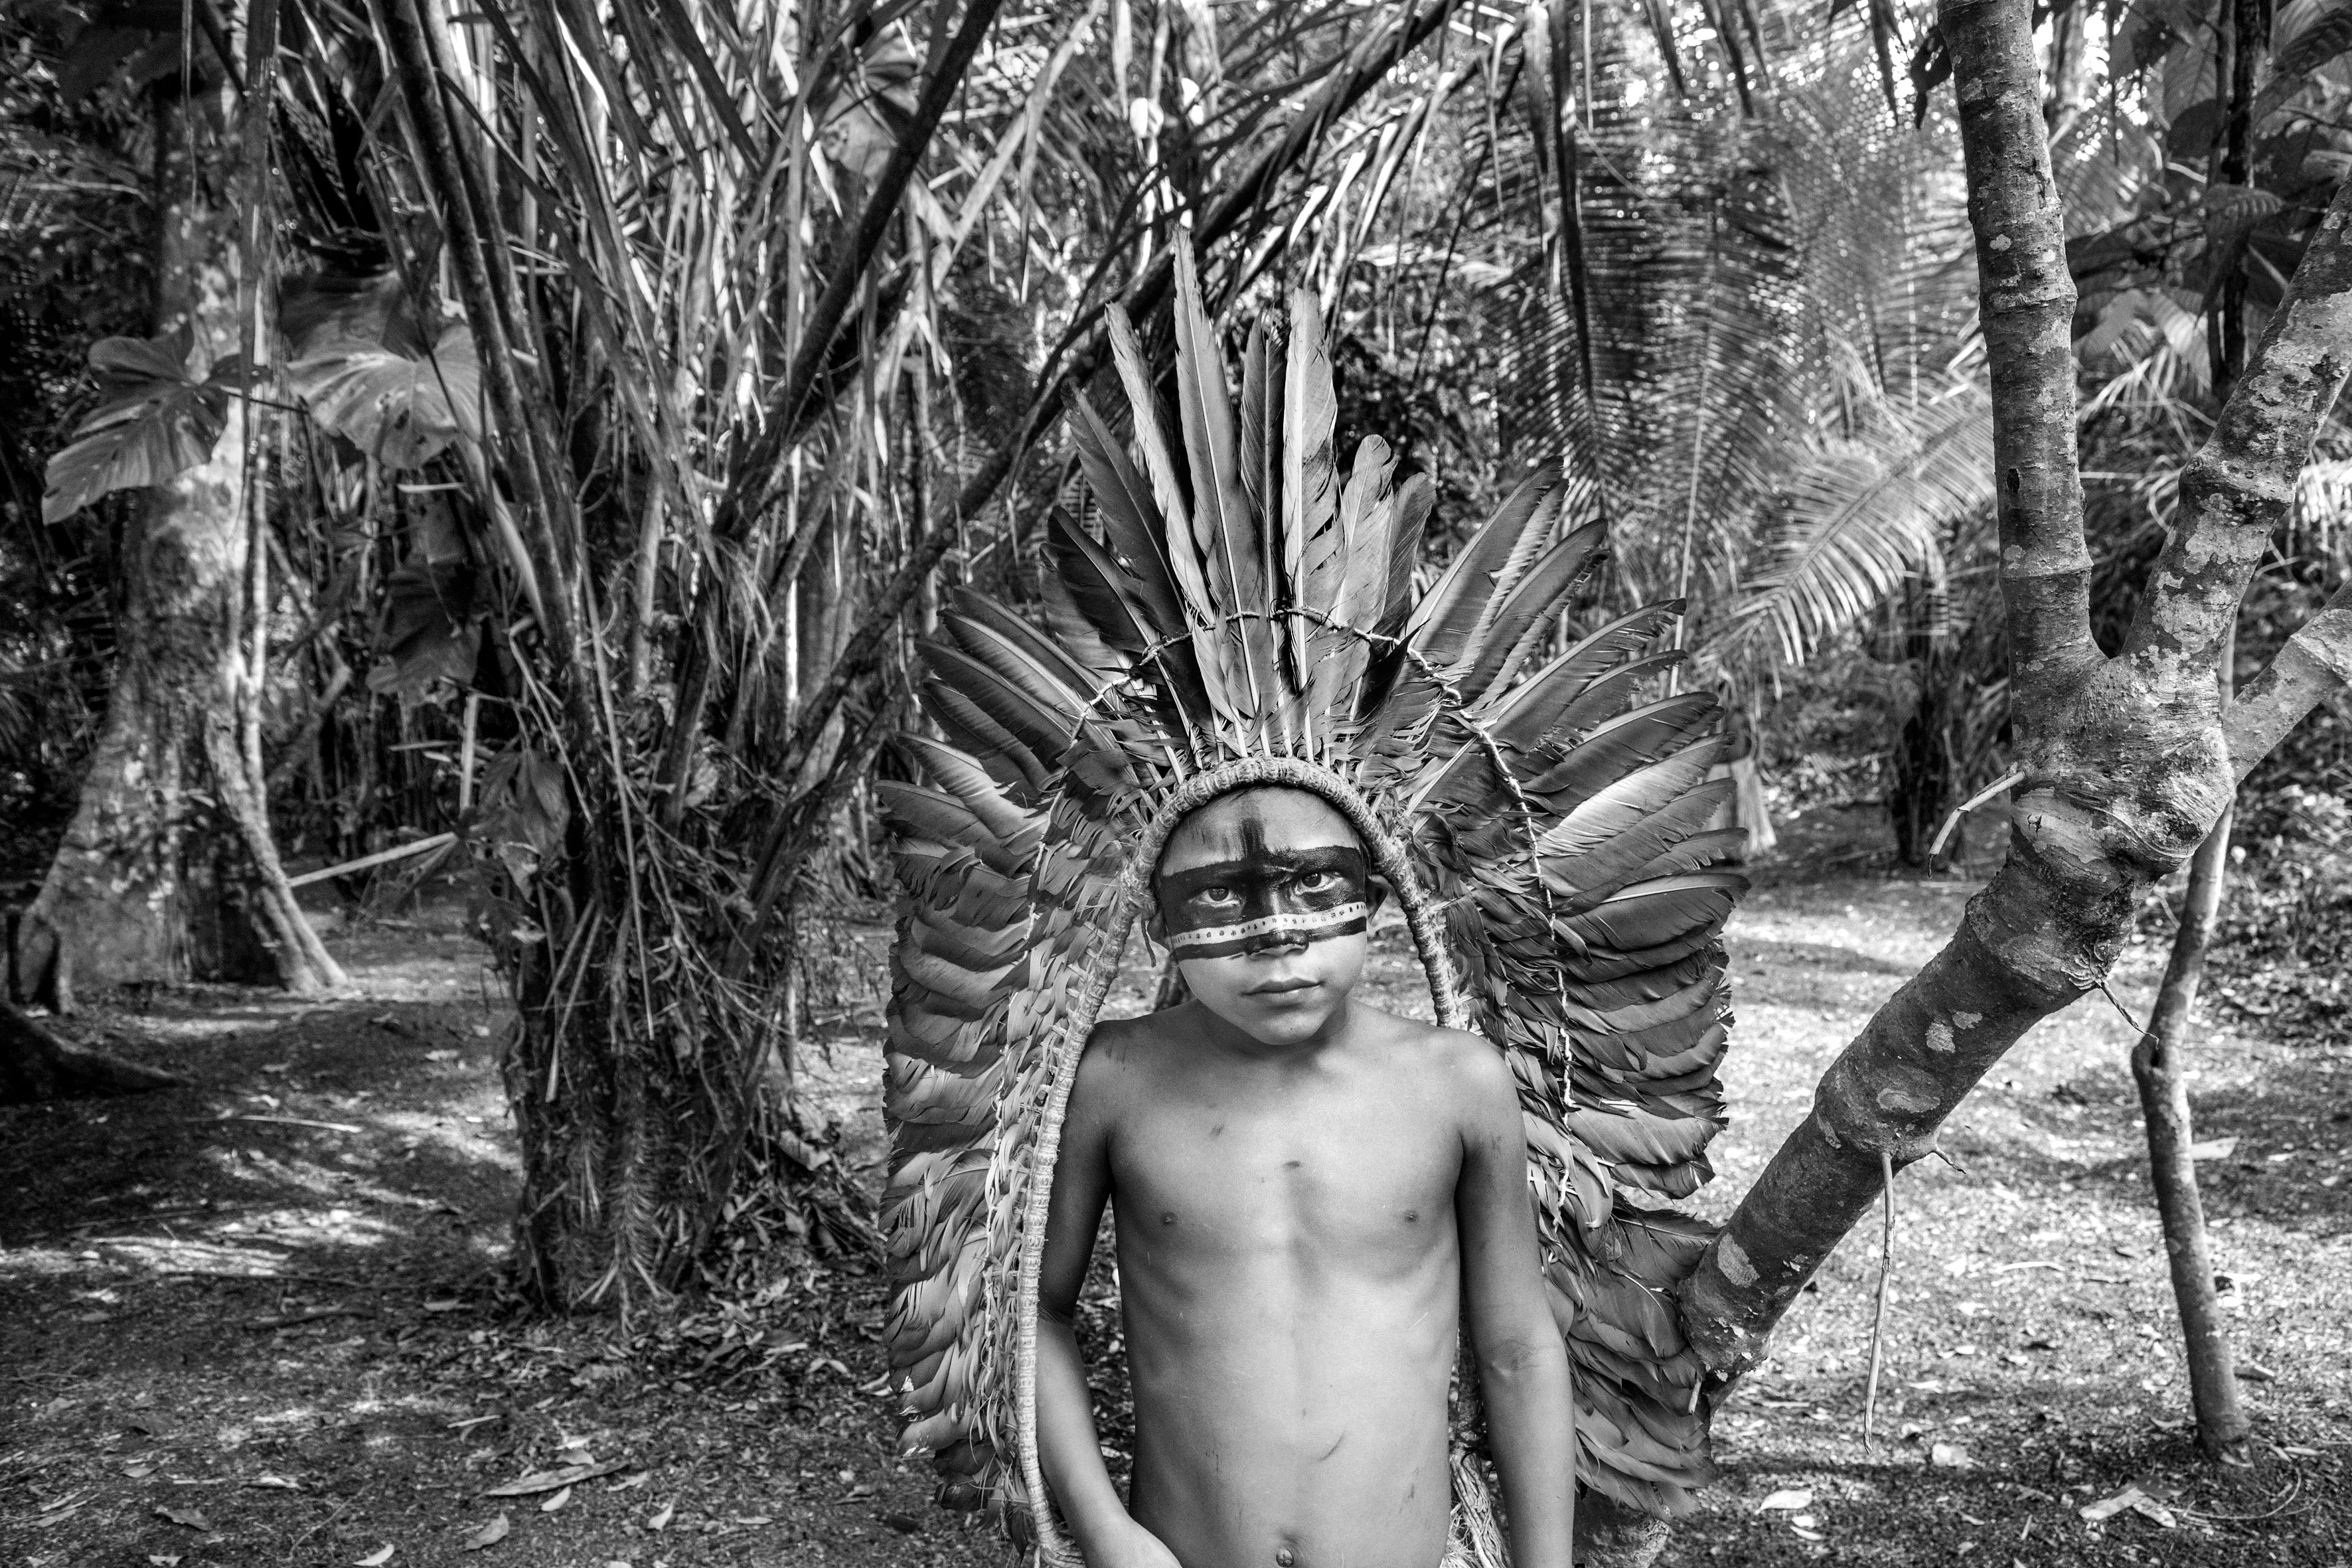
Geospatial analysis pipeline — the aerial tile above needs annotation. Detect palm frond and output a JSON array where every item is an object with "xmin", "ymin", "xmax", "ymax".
[{"xmin": 1701, "ymin": 369, "xmax": 1993, "ymax": 675}]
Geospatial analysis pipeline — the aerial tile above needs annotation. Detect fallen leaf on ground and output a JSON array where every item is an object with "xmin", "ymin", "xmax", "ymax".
[
  {"xmin": 462, "ymin": 1513, "xmax": 510, "ymax": 1550},
  {"xmin": 355, "ymin": 1547, "xmax": 395, "ymax": 1567},
  {"xmin": 882, "ymin": 1511, "xmax": 922, "ymax": 1534},
  {"xmin": 732, "ymin": 1514, "xmax": 773, "ymax": 1526},
  {"xmin": 2079, "ymin": 1484, "xmax": 2148, "ymax": 1523},
  {"xmin": 648, "ymin": 1501, "xmax": 674, "ymax": 1531},
  {"xmin": 607, "ymin": 1471, "xmax": 651, "ymax": 1491},
  {"xmin": 1755, "ymin": 1488, "xmax": 1813, "ymax": 1512},
  {"xmin": 2187, "ymin": 1137, "xmax": 2238, "ymax": 1160},
  {"xmin": 155, "ymin": 1505, "xmax": 214, "ymax": 1531},
  {"xmin": 147, "ymin": 1557, "xmax": 181, "ymax": 1567},
  {"xmin": 248, "ymin": 1473, "xmax": 301, "ymax": 1490},
  {"xmin": 484, "ymin": 1459, "xmax": 625, "ymax": 1497},
  {"xmin": 540, "ymin": 1486, "xmax": 572, "ymax": 1513},
  {"xmin": 2130, "ymin": 1495, "xmax": 2179, "ymax": 1529},
  {"xmin": 1929, "ymin": 1443, "xmax": 1974, "ymax": 1469},
  {"xmin": 2238, "ymin": 1361, "xmax": 2278, "ymax": 1381},
  {"xmin": 424, "ymin": 1300, "xmax": 467, "ymax": 1313}
]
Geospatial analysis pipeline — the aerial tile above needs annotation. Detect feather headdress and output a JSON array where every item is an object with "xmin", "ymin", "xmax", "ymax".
[{"xmin": 880, "ymin": 242, "xmax": 1745, "ymax": 1563}]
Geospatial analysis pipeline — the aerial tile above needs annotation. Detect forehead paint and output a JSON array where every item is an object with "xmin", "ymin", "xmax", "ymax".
[{"xmin": 1156, "ymin": 828, "xmax": 1370, "ymax": 959}]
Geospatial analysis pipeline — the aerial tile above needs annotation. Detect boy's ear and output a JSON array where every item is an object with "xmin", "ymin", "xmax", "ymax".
[
  {"xmin": 1140, "ymin": 906, "xmax": 1168, "ymax": 946},
  {"xmin": 1365, "ymin": 874, "xmax": 1393, "ymax": 917}
]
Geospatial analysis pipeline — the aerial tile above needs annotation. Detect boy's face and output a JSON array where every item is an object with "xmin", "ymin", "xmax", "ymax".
[{"xmin": 1153, "ymin": 787, "xmax": 1373, "ymax": 1048}]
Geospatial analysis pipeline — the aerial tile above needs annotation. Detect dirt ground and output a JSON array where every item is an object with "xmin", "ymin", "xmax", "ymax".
[{"xmin": 4, "ymin": 807, "xmax": 2348, "ymax": 1567}]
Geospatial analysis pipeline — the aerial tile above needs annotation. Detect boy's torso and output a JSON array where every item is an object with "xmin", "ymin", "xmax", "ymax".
[{"xmin": 1092, "ymin": 1003, "xmax": 1467, "ymax": 1568}]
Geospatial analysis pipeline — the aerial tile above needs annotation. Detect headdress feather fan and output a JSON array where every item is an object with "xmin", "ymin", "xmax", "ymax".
[{"xmin": 881, "ymin": 243, "xmax": 1745, "ymax": 1560}]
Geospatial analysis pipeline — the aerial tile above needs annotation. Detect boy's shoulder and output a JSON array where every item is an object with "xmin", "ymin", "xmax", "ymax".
[
  {"xmin": 1355, "ymin": 1008, "xmax": 1514, "ymax": 1093},
  {"xmin": 1071, "ymin": 1009, "xmax": 1168, "ymax": 1086}
]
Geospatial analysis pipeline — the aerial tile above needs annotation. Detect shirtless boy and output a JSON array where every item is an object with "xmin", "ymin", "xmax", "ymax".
[{"xmin": 1036, "ymin": 785, "xmax": 1577, "ymax": 1568}]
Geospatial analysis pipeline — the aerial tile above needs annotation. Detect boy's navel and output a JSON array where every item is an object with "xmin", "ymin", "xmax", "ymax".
[{"xmin": 1160, "ymin": 1210, "xmax": 1178, "ymax": 1225}]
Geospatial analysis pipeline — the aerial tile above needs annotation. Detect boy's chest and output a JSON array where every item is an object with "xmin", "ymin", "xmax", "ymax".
[{"xmin": 1108, "ymin": 1077, "xmax": 1459, "ymax": 1264}]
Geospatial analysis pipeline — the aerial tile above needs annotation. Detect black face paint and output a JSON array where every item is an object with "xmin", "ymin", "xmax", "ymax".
[{"xmin": 1156, "ymin": 817, "xmax": 1370, "ymax": 960}]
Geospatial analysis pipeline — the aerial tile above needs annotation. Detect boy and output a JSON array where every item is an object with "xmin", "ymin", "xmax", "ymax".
[{"xmin": 1036, "ymin": 785, "xmax": 1577, "ymax": 1568}]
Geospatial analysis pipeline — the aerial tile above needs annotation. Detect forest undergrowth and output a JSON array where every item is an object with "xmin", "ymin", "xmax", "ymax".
[{"xmin": 2, "ymin": 807, "xmax": 2347, "ymax": 1568}]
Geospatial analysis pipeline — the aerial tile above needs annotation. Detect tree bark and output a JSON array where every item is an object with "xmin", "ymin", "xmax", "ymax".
[
  {"xmin": 14, "ymin": 86, "xmax": 341, "ymax": 1010},
  {"xmin": 0, "ymin": 997, "xmax": 185, "ymax": 1103},
  {"xmin": 1677, "ymin": 0, "xmax": 2352, "ymax": 1384},
  {"xmin": 2130, "ymin": 803, "xmax": 2252, "ymax": 1464}
]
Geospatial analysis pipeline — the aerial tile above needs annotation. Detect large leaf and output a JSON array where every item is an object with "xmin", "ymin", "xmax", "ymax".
[
  {"xmin": 40, "ymin": 327, "xmax": 240, "ymax": 524},
  {"xmin": 369, "ymin": 560, "xmax": 482, "ymax": 699},
  {"xmin": 288, "ymin": 321, "xmax": 484, "ymax": 469}
]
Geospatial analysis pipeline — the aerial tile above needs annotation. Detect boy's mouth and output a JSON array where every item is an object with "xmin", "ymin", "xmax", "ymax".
[{"xmin": 1245, "ymin": 975, "xmax": 1322, "ymax": 996}]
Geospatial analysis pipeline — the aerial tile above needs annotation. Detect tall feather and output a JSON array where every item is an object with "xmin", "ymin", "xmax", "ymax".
[
  {"xmin": 1070, "ymin": 393, "xmax": 1184, "ymax": 631},
  {"xmin": 1237, "ymin": 318, "xmax": 1299, "ymax": 744},
  {"xmin": 1046, "ymin": 510, "xmax": 1210, "ymax": 742},
  {"xmin": 1284, "ymin": 289, "xmax": 1346, "ymax": 684},
  {"xmin": 1379, "ymin": 472, "xmax": 1435, "ymax": 639},
  {"xmin": 1170, "ymin": 243, "xmax": 1269, "ymax": 726},
  {"xmin": 1108, "ymin": 302, "xmax": 1230, "ymax": 738},
  {"xmin": 1107, "ymin": 306, "xmax": 1208, "ymax": 621},
  {"xmin": 1409, "ymin": 465, "xmax": 1564, "ymax": 671},
  {"xmin": 1452, "ymin": 523, "xmax": 1608, "ymax": 704}
]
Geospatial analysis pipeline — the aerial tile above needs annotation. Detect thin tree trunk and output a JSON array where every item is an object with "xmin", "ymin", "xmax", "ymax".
[
  {"xmin": 14, "ymin": 88, "xmax": 339, "ymax": 1008},
  {"xmin": 2132, "ymin": 803, "xmax": 2253, "ymax": 1464},
  {"xmin": 0, "ymin": 998, "xmax": 185, "ymax": 1104}
]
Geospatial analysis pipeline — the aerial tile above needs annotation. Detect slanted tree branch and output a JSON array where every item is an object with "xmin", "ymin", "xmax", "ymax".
[
  {"xmin": 1677, "ymin": 0, "xmax": 2352, "ymax": 1383},
  {"xmin": 2225, "ymin": 584, "xmax": 2352, "ymax": 775}
]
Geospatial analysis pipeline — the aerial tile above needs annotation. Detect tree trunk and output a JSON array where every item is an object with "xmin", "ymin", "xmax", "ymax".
[
  {"xmin": 1889, "ymin": 639, "xmax": 1956, "ymax": 869},
  {"xmin": 2132, "ymin": 804, "xmax": 2254, "ymax": 1463},
  {"xmin": 0, "ymin": 996, "xmax": 185, "ymax": 1103},
  {"xmin": 11, "ymin": 88, "xmax": 343, "ymax": 1012},
  {"xmin": 1677, "ymin": 0, "xmax": 2352, "ymax": 1388}
]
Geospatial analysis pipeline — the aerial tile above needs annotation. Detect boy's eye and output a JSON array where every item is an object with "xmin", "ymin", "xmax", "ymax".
[
  {"xmin": 1196, "ymin": 885, "xmax": 1238, "ymax": 906},
  {"xmin": 1296, "ymin": 869, "xmax": 1339, "ymax": 894}
]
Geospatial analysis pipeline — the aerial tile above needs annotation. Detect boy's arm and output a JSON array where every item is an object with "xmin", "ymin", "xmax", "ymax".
[
  {"xmin": 1452, "ymin": 1037, "xmax": 1577, "ymax": 1568},
  {"xmin": 1036, "ymin": 1036, "xmax": 1182, "ymax": 1568}
]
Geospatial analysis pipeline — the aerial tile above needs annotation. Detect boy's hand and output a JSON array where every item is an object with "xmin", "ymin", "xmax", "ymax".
[{"xmin": 1083, "ymin": 1518, "xmax": 1187, "ymax": 1568}]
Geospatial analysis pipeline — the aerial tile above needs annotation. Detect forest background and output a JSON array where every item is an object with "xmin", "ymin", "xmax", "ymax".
[{"xmin": 2, "ymin": 0, "xmax": 2350, "ymax": 1557}]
